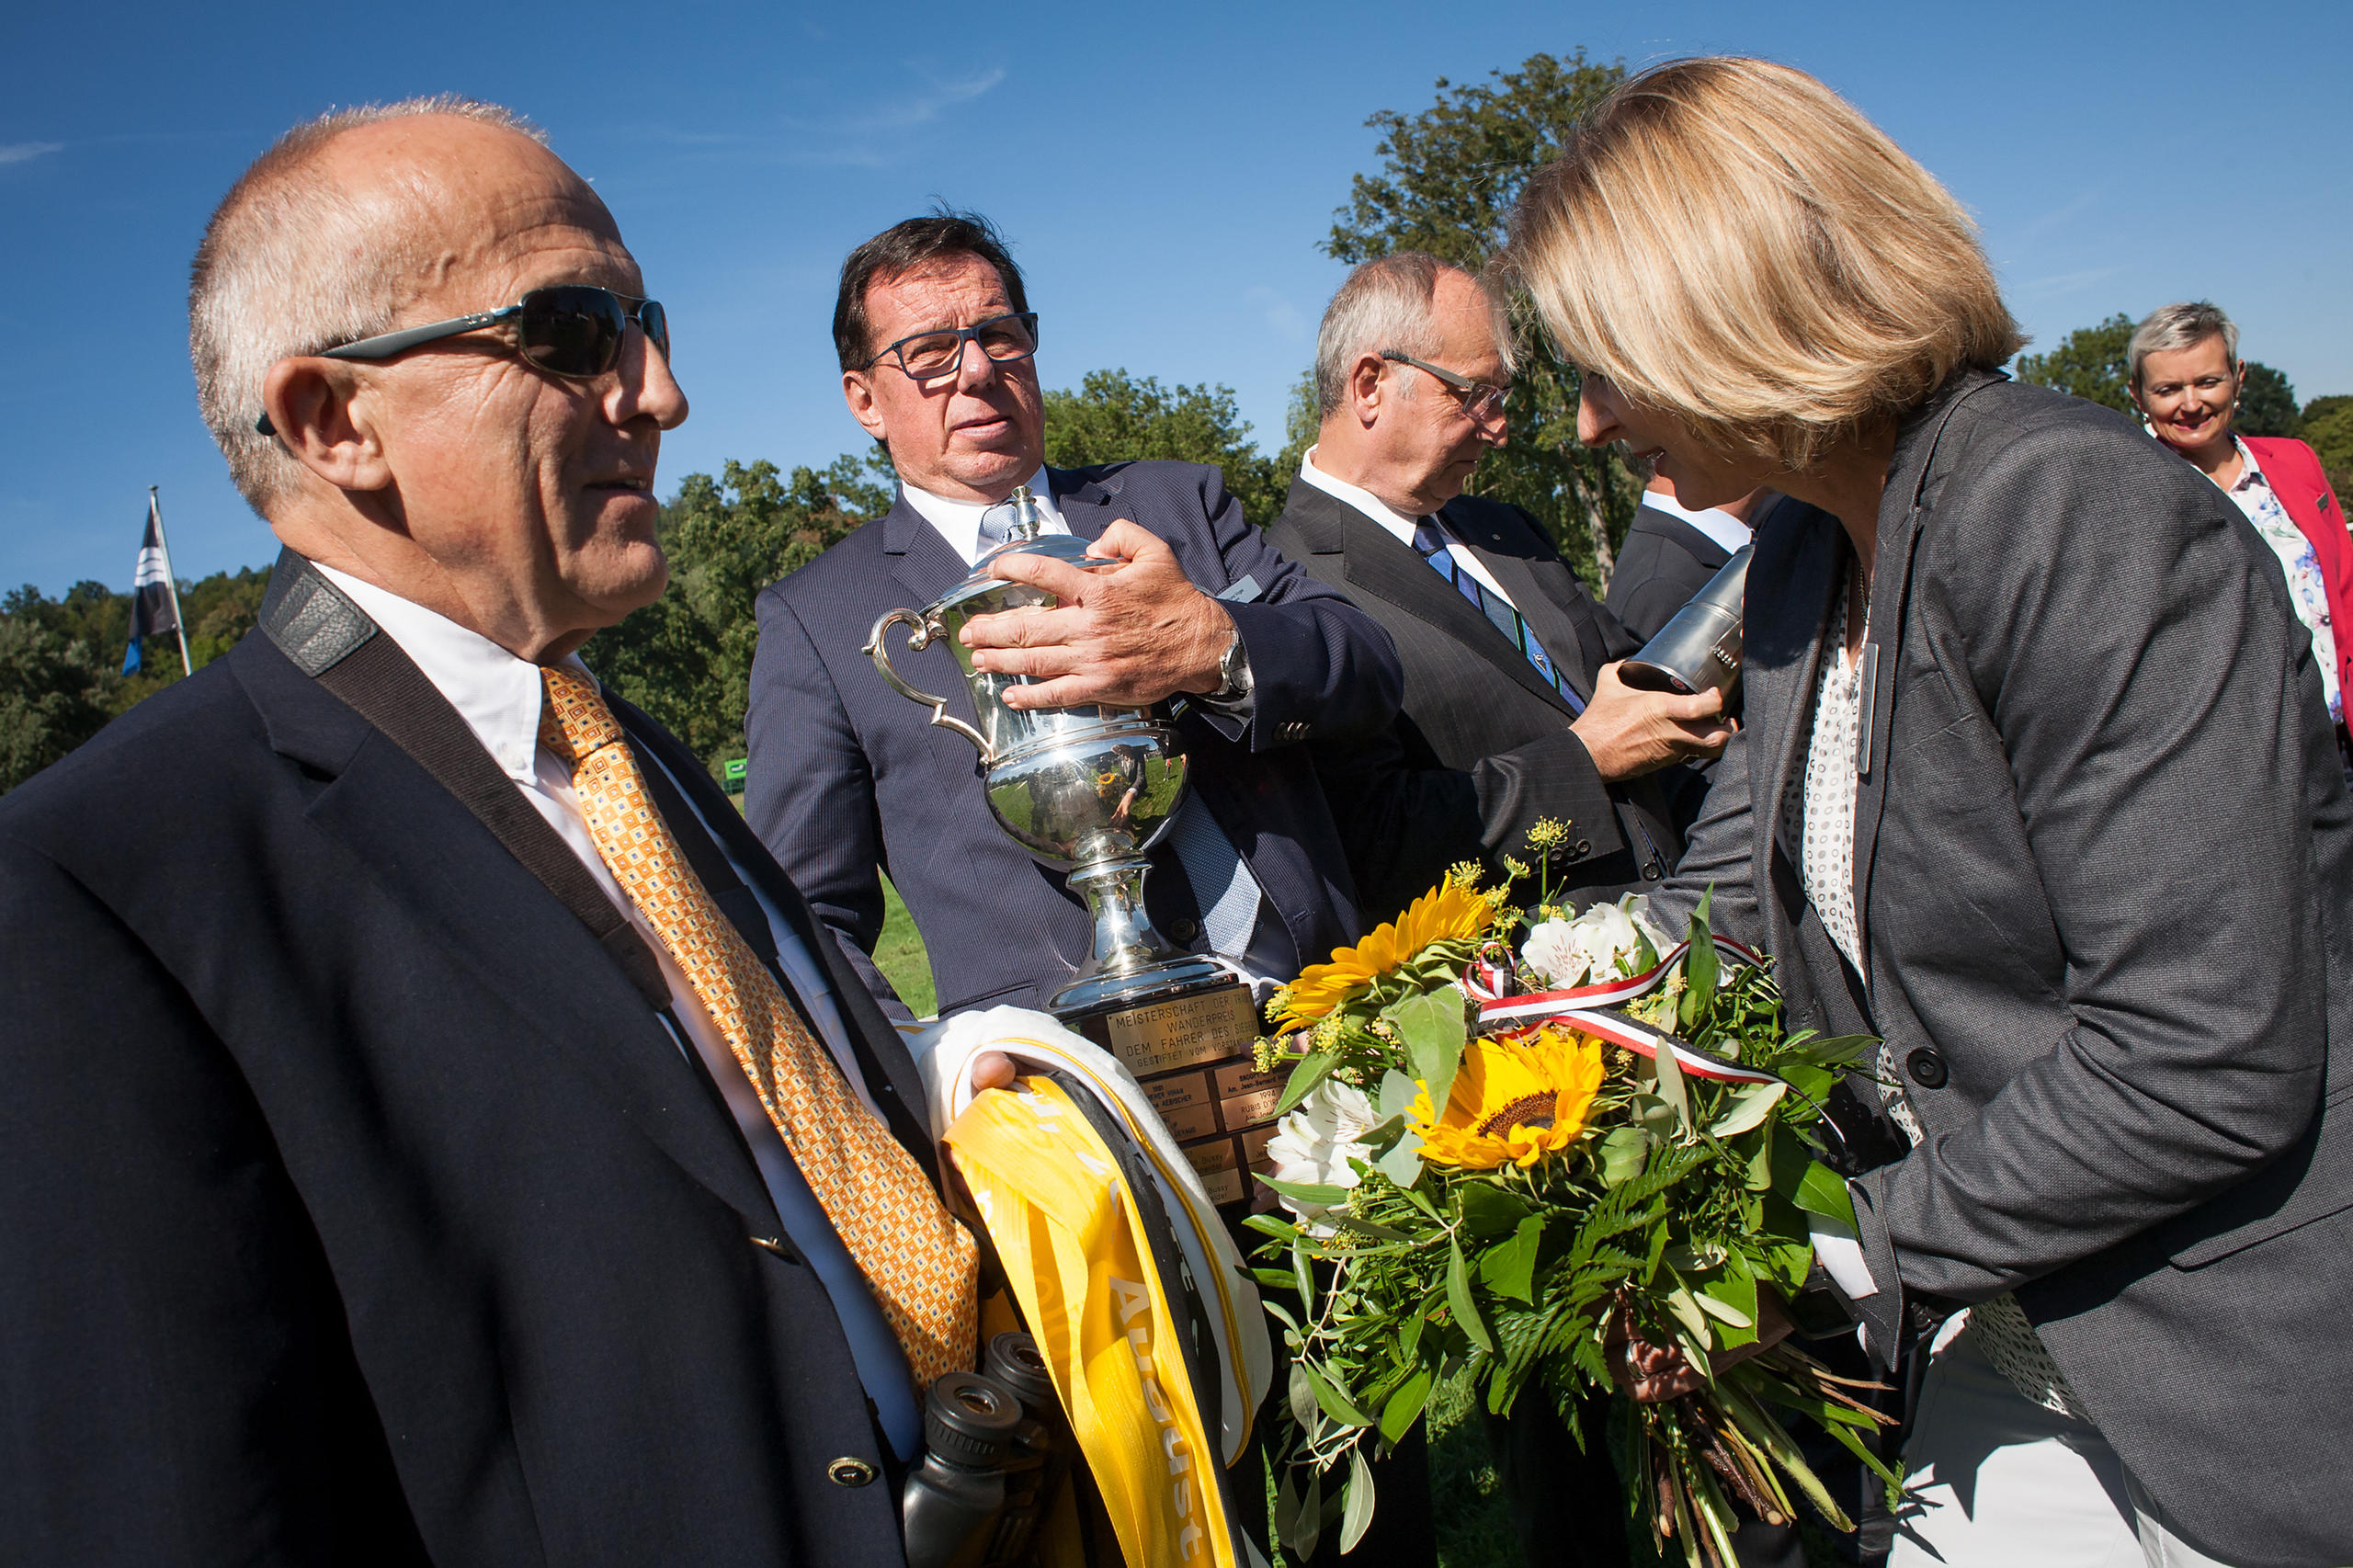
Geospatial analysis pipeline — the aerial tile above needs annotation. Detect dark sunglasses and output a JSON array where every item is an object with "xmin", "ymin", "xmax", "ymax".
[{"xmin": 255, "ymin": 286, "xmax": 669, "ymax": 435}]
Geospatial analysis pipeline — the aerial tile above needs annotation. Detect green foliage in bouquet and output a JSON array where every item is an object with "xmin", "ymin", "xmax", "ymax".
[{"xmin": 1249, "ymin": 852, "xmax": 1898, "ymax": 1565}]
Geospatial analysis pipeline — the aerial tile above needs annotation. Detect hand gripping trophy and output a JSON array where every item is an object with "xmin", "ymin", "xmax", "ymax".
[{"xmin": 864, "ymin": 487, "xmax": 1277, "ymax": 1205}]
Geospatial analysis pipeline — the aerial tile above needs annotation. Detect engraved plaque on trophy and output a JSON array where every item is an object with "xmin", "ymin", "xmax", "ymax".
[{"xmin": 864, "ymin": 486, "xmax": 1277, "ymax": 1205}]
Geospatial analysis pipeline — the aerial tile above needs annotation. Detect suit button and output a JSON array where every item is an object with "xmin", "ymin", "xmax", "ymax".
[
  {"xmin": 827, "ymin": 1457, "xmax": 878, "ymax": 1488},
  {"xmin": 1170, "ymin": 918, "xmax": 1199, "ymax": 942},
  {"xmin": 1568, "ymin": 839, "xmax": 1591, "ymax": 860},
  {"xmin": 1905, "ymin": 1048, "xmax": 1948, "ymax": 1089}
]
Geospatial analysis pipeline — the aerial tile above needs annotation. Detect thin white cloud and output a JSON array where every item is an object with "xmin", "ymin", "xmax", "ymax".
[
  {"xmin": 1247, "ymin": 286, "xmax": 1308, "ymax": 343},
  {"xmin": 2022, "ymin": 265, "xmax": 2123, "ymax": 298},
  {"xmin": 2017, "ymin": 189, "xmax": 2099, "ymax": 246},
  {"xmin": 866, "ymin": 67, "xmax": 1006, "ymax": 133},
  {"xmin": 0, "ymin": 141, "xmax": 64, "ymax": 166},
  {"xmin": 631, "ymin": 65, "xmax": 1006, "ymax": 170}
]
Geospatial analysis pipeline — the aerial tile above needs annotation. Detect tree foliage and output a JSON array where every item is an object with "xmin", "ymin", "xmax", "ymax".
[
  {"xmin": 2235, "ymin": 361, "xmax": 2301, "ymax": 439},
  {"xmin": 1042, "ymin": 369, "xmax": 1286, "ymax": 527},
  {"xmin": 0, "ymin": 564, "xmax": 274, "ymax": 793},
  {"xmin": 2301, "ymin": 395, "xmax": 2353, "ymax": 499},
  {"xmin": 584, "ymin": 452, "xmax": 892, "ymax": 776},
  {"xmin": 1324, "ymin": 51, "xmax": 1642, "ymax": 588},
  {"xmin": 2016, "ymin": 313, "xmax": 2135, "ymax": 412}
]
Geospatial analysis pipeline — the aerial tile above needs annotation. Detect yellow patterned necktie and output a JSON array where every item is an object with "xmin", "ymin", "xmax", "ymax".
[{"xmin": 537, "ymin": 665, "xmax": 977, "ymax": 1386}]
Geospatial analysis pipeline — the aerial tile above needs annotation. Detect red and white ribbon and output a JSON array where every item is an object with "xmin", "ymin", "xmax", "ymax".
[{"xmin": 1469, "ymin": 937, "xmax": 1780, "ymax": 1085}]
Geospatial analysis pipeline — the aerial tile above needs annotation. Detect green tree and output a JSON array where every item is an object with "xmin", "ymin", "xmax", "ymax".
[
  {"xmin": 1324, "ymin": 50, "xmax": 1641, "ymax": 588},
  {"xmin": 1042, "ymin": 369, "xmax": 1285, "ymax": 528},
  {"xmin": 2302, "ymin": 394, "xmax": 2353, "ymax": 499},
  {"xmin": 2235, "ymin": 361, "xmax": 2301, "ymax": 439},
  {"xmin": 0, "ymin": 590, "xmax": 116, "ymax": 792},
  {"xmin": 585, "ymin": 451, "xmax": 892, "ymax": 776},
  {"xmin": 2016, "ymin": 313, "xmax": 2135, "ymax": 412},
  {"xmin": 1272, "ymin": 369, "xmax": 1318, "ymax": 503}
]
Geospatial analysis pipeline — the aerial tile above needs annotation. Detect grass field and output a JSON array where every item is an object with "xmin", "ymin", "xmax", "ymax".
[{"xmin": 873, "ymin": 875, "xmax": 936, "ymax": 1017}]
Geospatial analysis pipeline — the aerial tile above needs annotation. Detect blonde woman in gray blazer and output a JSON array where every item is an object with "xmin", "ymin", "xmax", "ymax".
[{"xmin": 1506, "ymin": 57, "xmax": 2352, "ymax": 1568}]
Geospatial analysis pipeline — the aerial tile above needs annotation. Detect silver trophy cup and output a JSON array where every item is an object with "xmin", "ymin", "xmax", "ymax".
[
  {"xmin": 1618, "ymin": 542, "xmax": 1752, "ymax": 699},
  {"xmin": 862, "ymin": 487, "xmax": 1258, "ymax": 1071}
]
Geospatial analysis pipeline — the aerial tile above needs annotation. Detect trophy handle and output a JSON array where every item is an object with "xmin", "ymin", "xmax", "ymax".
[{"xmin": 864, "ymin": 608, "xmax": 994, "ymax": 761}]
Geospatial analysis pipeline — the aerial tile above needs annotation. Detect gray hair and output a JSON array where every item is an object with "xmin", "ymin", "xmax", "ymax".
[
  {"xmin": 2128, "ymin": 301, "xmax": 2239, "ymax": 391},
  {"xmin": 188, "ymin": 96, "xmax": 546, "ymax": 514},
  {"xmin": 1313, "ymin": 252, "xmax": 1515, "ymax": 419}
]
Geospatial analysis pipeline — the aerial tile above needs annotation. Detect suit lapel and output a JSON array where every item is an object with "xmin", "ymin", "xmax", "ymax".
[
  {"xmin": 233, "ymin": 639, "xmax": 779, "ymax": 1229},
  {"xmin": 1049, "ymin": 465, "xmax": 1121, "ymax": 546},
  {"xmin": 613, "ymin": 698, "xmax": 946, "ymax": 1176},
  {"xmin": 1748, "ymin": 508, "xmax": 1844, "ymax": 943},
  {"xmin": 881, "ymin": 489, "xmax": 972, "ymax": 608},
  {"xmin": 1285, "ymin": 483, "xmax": 1572, "ymax": 716},
  {"xmin": 1850, "ymin": 372, "xmax": 1999, "ymax": 962}
]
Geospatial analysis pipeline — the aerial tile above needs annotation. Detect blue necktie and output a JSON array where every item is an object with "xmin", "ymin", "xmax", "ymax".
[{"xmin": 1412, "ymin": 519, "xmax": 1586, "ymax": 714}]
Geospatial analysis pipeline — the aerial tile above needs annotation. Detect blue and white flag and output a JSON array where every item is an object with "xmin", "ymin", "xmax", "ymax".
[{"xmin": 123, "ymin": 495, "xmax": 180, "ymax": 676}]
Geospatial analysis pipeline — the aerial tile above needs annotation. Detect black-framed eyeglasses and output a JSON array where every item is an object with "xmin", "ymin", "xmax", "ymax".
[
  {"xmin": 1381, "ymin": 348, "xmax": 1509, "ymax": 423},
  {"xmin": 254, "ymin": 286, "xmax": 668, "ymax": 435},
  {"xmin": 860, "ymin": 312, "xmax": 1040, "ymax": 381}
]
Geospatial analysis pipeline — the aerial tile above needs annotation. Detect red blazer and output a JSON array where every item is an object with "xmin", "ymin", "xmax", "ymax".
[{"xmin": 2247, "ymin": 435, "xmax": 2353, "ymax": 718}]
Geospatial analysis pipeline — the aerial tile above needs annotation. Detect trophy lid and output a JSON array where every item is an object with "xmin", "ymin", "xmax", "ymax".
[{"xmin": 932, "ymin": 483, "xmax": 1117, "ymax": 618}]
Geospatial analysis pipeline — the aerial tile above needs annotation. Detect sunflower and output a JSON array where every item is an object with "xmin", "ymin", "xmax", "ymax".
[
  {"xmin": 1269, "ymin": 879, "xmax": 1500, "ymax": 1035},
  {"xmin": 1413, "ymin": 1027, "xmax": 1606, "ymax": 1170}
]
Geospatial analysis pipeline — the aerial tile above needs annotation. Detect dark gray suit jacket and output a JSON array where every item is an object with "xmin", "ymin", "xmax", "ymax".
[
  {"xmin": 1606, "ymin": 503, "xmax": 1740, "ymax": 643},
  {"xmin": 1660, "ymin": 370, "xmax": 2353, "ymax": 1565},
  {"xmin": 747, "ymin": 461, "xmax": 1402, "ymax": 1017},
  {"xmin": 1265, "ymin": 480, "xmax": 1686, "ymax": 924}
]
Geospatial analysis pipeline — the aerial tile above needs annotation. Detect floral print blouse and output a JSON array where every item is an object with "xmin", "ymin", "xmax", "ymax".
[{"xmin": 2226, "ymin": 440, "xmax": 2346, "ymax": 743}]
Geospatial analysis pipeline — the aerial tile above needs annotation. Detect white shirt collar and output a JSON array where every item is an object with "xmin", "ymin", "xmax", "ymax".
[
  {"xmin": 898, "ymin": 466, "xmax": 1066, "ymax": 566},
  {"xmin": 314, "ymin": 563, "xmax": 585, "ymax": 785},
  {"xmin": 2230, "ymin": 436, "xmax": 2273, "ymax": 494},
  {"xmin": 1640, "ymin": 489, "xmax": 1754, "ymax": 554},
  {"xmin": 1298, "ymin": 445, "xmax": 1424, "ymax": 548}
]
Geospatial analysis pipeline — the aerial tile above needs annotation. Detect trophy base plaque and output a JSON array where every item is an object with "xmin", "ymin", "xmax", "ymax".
[{"xmin": 1053, "ymin": 957, "xmax": 1282, "ymax": 1210}]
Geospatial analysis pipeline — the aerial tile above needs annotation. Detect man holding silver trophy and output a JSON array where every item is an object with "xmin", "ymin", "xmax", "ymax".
[{"xmin": 745, "ymin": 211, "xmax": 1406, "ymax": 1183}]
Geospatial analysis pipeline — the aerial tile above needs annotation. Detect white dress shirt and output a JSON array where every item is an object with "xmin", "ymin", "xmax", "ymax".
[
  {"xmin": 1299, "ymin": 445, "xmax": 1519, "ymax": 605},
  {"xmin": 313, "ymin": 566, "xmax": 882, "ymax": 1127},
  {"xmin": 1639, "ymin": 488, "xmax": 1755, "ymax": 555},
  {"xmin": 902, "ymin": 465, "xmax": 1070, "ymax": 565},
  {"xmin": 314, "ymin": 566, "xmax": 928, "ymax": 1455}
]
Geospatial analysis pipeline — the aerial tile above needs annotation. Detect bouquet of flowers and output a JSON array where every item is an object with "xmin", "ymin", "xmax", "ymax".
[{"xmin": 1246, "ymin": 836, "xmax": 1898, "ymax": 1565}]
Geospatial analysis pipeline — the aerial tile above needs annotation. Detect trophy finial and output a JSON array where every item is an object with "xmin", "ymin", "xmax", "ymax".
[{"xmin": 1004, "ymin": 483, "xmax": 1046, "ymax": 543}]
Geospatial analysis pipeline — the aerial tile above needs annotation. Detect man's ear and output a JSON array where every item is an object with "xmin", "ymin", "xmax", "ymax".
[
  {"xmin": 843, "ymin": 369, "xmax": 889, "ymax": 443},
  {"xmin": 1350, "ymin": 353, "xmax": 1388, "ymax": 426},
  {"xmin": 261, "ymin": 358, "xmax": 393, "ymax": 493}
]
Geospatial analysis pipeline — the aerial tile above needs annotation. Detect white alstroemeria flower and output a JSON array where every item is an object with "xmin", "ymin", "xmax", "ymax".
[
  {"xmin": 1262, "ymin": 1078, "xmax": 1381, "ymax": 1233},
  {"xmin": 1522, "ymin": 894, "xmax": 1674, "ymax": 989}
]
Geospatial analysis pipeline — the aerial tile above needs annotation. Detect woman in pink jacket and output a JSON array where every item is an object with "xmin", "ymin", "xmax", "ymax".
[{"xmin": 2130, "ymin": 301, "xmax": 2352, "ymax": 778}]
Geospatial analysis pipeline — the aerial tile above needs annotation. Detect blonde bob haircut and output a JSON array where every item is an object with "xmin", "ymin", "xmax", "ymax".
[{"xmin": 1506, "ymin": 57, "xmax": 2023, "ymax": 470}]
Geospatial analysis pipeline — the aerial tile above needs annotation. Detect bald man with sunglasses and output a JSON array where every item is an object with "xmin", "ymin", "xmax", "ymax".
[{"xmin": 2, "ymin": 100, "xmax": 979, "ymax": 1567}]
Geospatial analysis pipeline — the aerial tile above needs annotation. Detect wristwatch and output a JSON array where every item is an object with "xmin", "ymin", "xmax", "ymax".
[{"xmin": 1205, "ymin": 625, "xmax": 1253, "ymax": 706}]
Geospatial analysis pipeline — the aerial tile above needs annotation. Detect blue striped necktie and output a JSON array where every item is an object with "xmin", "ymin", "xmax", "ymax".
[{"xmin": 1411, "ymin": 519, "xmax": 1586, "ymax": 714}]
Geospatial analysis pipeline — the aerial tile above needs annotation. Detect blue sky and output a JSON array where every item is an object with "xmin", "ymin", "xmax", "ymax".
[{"xmin": 5, "ymin": 0, "xmax": 2347, "ymax": 596}]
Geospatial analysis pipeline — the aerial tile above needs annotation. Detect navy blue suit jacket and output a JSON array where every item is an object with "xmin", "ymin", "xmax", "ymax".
[
  {"xmin": 747, "ymin": 460, "xmax": 1402, "ymax": 1017},
  {"xmin": 0, "ymin": 629, "xmax": 937, "ymax": 1567}
]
